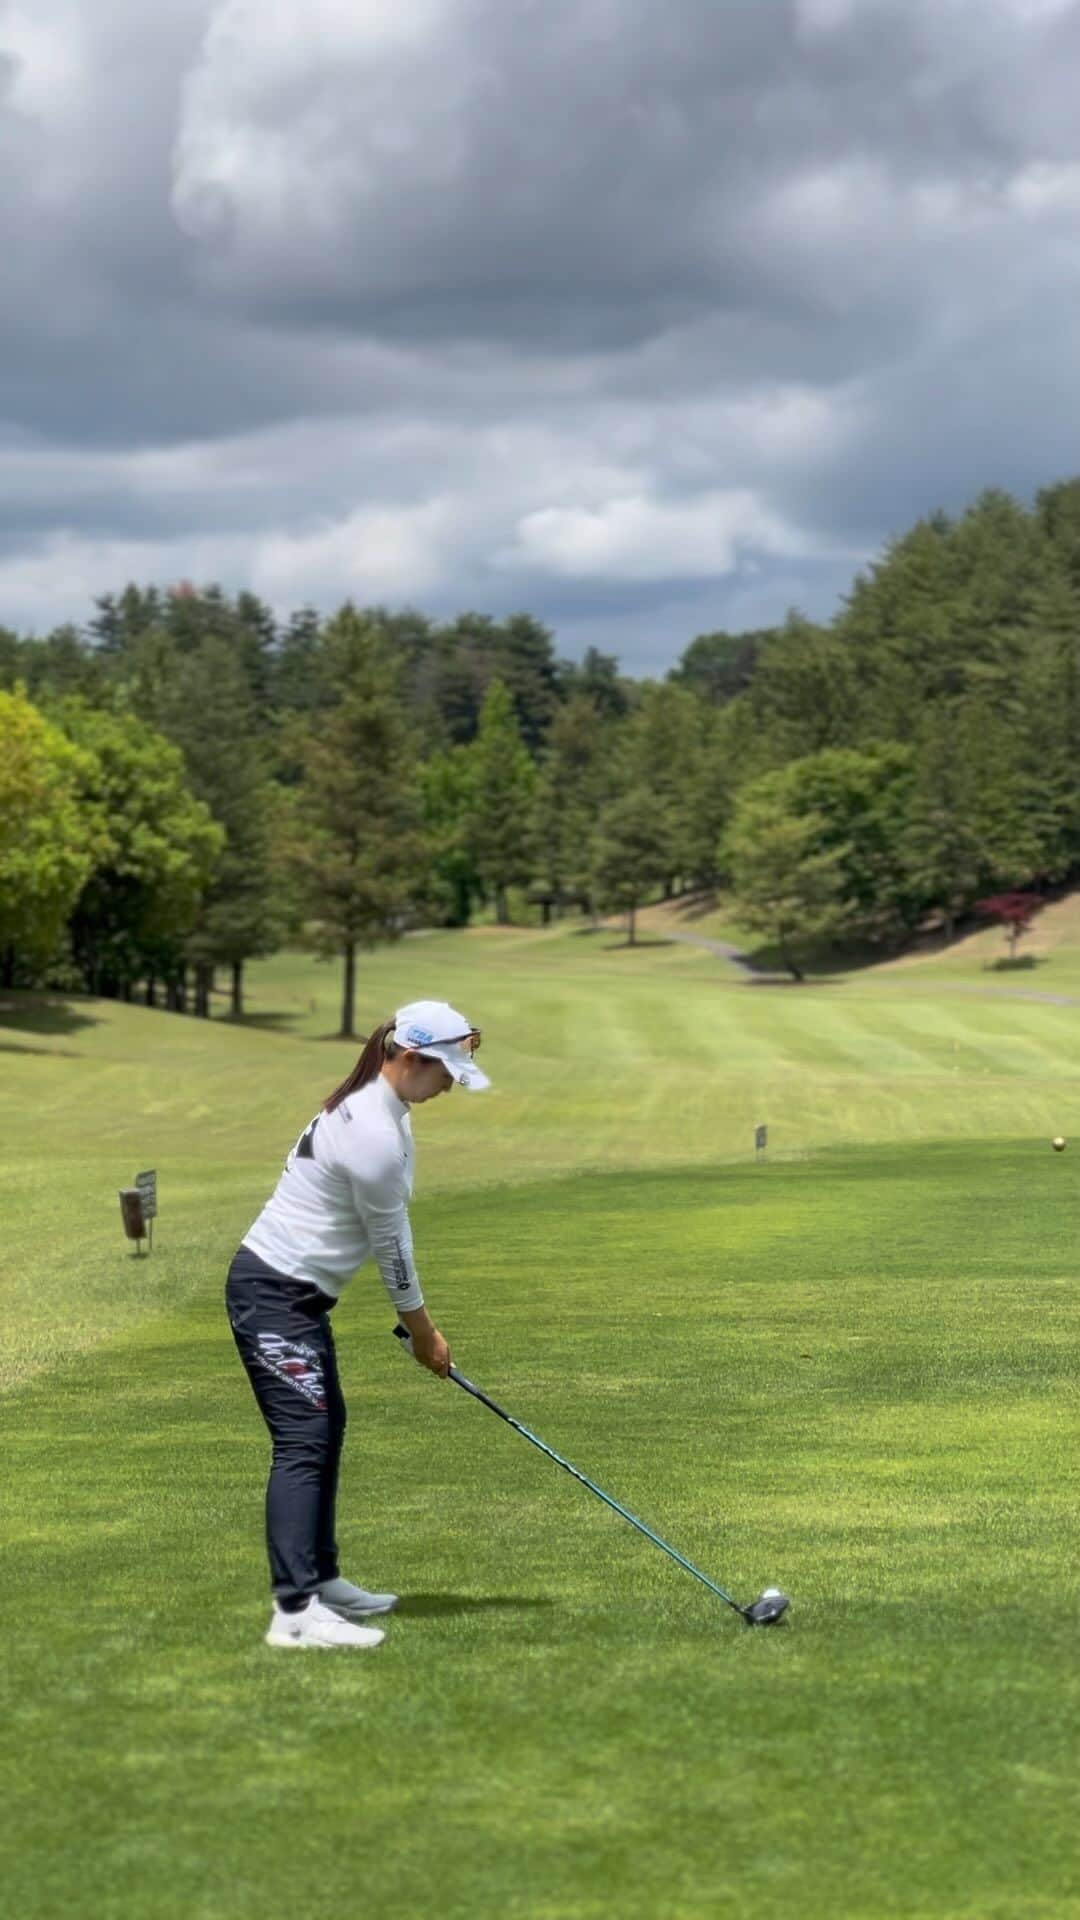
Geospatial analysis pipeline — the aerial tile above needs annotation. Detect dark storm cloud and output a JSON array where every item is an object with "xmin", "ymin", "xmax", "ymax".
[
  {"xmin": 171, "ymin": 0, "xmax": 1079, "ymax": 354},
  {"xmin": 2, "ymin": 0, "xmax": 1080, "ymax": 659}
]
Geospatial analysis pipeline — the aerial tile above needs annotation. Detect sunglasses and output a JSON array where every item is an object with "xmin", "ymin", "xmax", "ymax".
[{"xmin": 446, "ymin": 1029, "xmax": 482, "ymax": 1056}]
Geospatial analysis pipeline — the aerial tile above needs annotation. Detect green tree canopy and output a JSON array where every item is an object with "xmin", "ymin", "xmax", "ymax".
[
  {"xmin": 420, "ymin": 746, "xmax": 481, "ymax": 928},
  {"xmin": 0, "ymin": 690, "xmax": 99, "ymax": 984},
  {"xmin": 762, "ymin": 744, "xmax": 919, "ymax": 948},
  {"xmin": 724, "ymin": 785, "xmax": 852, "ymax": 981},
  {"xmin": 128, "ymin": 635, "xmax": 286, "ymax": 1016},
  {"xmin": 285, "ymin": 607, "xmax": 427, "ymax": 1038},
  {"xmin": 464, "ymin": 679, "xmax": 537, "ymax": 924},
  {"xmin": 591, "ymin": 788, "xmax": 671, "ymax": 947},
  {"xmin": 532, "ymin": 692, "xmax": 620, "ymax": 921},
  {"xmin": 54, "ymin": 699, "xmax": 223, "ymax": 999}
]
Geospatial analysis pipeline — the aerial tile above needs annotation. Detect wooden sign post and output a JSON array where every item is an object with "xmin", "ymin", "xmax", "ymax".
[
  {"xmin": 119, "ymin": 1188, "xmax": 147, "ymax": 1255},
  {"xmin": 119, "ymin": 1170, "xmax": 158, "ymax": 1256},
  {"xmin": 755, "ymin": 1124, "xmax": 768, "ymax": 1159}
]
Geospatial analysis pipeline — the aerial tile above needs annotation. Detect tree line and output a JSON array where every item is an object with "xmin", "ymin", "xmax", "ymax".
[{"xmin": 4, "ymin": 479, "xmax": 1080, "ymax": 1026}]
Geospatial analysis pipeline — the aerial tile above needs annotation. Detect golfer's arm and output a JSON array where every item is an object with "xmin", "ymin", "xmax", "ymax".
[
  {"xmin": 348, "ymin": 1163, "xmax": 425, "ymax": 1312},
  {"xmin": 398, "ymin": 1303, "xmax": 437, "ymax": 1341}
]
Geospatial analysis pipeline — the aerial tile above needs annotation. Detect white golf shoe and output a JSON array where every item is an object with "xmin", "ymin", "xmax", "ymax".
[
  {"xmin": 318, "ymin": 1576, "xmax": 399, "ymax": 1619},
  {"xmin": 265, "ymin": 1593, "xmax": 385, "ymax": 1650}
]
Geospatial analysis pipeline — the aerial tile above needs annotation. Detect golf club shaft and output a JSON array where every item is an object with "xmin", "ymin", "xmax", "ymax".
[{"xmin": 445, "ymin": 1360, "xmax": 747, "ymax": 1619}]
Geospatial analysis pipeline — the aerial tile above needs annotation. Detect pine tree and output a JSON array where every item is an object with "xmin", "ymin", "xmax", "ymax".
[
  {"xmin": 532, "ymin": 693, "xmax": 621, "ymax": 923},
  {"xmin": 159, "ymin": 637, "xmax": 286, "ymax": 1017},
  {"xmin": 287, "ymin": 608, "xmax": 427, "ymax": 1038},
  {"xmin": 591, "ymin": 789, "xmax": 671, "ymax": 946},
  {"xmin": 464, "ymin": 679, "xmax": 536, "ymax": 924},
  {"xmin": 900, "ymin": 700, "xmax": 1043, "ymax": 941},
  {"xmin": 420, "ymin": 747, "xmax": 481, "ymax": 927}
]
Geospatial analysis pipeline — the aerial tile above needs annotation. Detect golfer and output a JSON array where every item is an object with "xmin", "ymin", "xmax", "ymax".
[{"xmin": 225, "ymin": 1000, "xmax": 489, "ymax": 1650}]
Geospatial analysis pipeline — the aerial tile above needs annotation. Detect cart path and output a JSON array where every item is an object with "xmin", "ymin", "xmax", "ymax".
[{"xmin": 662, "ymin": 927, "xmax": 1080, "ymax": 1004}]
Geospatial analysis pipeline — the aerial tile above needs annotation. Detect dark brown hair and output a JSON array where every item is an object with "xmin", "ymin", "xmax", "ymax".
[{"xmin": 323, "ymin": 1017, "xmax": 401, "ymax": 1112}]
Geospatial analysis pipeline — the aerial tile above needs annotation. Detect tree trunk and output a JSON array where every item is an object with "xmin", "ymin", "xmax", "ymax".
[
  {"xmin": 495, "ymin": 886, "xmax": 510, "ymax": 925},
  {"xmin": 121, "ymin": 979, "xmax": 133, "ymax": 1003},
  {"xmin": 541, "ymin": 899, "xmax": 552, "ymax": 926},
  {"xmin": 1, "ymin": 946, "xmax": 14, "ymax": 989},
  {"xmin": 778, "ymin": 940, "xmax": 803, "ymax": 982},
  {"xmin": 628, "ymin": 902, "xmax": 637, "ymax": 946},
  {"xmin": 194, "ymin": 963, "xmax": 212, "ymax": 1018},
  {"xmin": 145, "ymin": 977, "xmax": 156, "ymax": 1008},
  {"xmin": 340, "ymin": 941, "xmax": 356, "ymax": 1039},
  {"xmin": 453, "ymin": 873, "xmax": 472, "ymax": 927},
  {"xmin": 231, "ymin": 959, "xmax": 244, "ymax": 1019}
]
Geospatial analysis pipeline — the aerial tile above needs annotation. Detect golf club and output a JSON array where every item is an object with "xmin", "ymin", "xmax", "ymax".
[{"xmin": 392, "ymin": 1325, "xmax": 789, "ymax": 1627}]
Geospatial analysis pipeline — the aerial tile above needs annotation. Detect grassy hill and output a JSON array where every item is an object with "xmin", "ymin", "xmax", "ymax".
[{"xmin": 2, "ymin": 921, "xmax": 1079, "ymax": 1917}]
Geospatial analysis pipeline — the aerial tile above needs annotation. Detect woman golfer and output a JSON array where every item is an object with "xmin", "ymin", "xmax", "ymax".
[{"xmin": 225, "ymin": 1000, "xmax": 488, "ymax": 1650}]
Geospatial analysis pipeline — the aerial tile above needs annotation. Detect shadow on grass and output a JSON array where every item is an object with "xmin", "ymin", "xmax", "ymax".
[
  {"xmin": 984, "ymin": 955, "xmax": 1044, "ymax": 972},
  {"xmin": 0, "ymin": 1040, "xmax": 87, "ymax": 1057},
  {"xmin": 0, "ymin": 995, "xmax": 101, "ymax": 1036},
  {"xmin": 225, "ymin": 1011, "xmax": 303, "ymax": 1031},
  {"xmin": 395, "ymin": 1593, "xmax": 556, "ymax": 1619},
  {"xmin": 603, "ymin": 937, "xmax": 678, "ymax": 951},
  {"xmin": 743, "ymin": 975, "xmax": 844, "ymax": 988}
]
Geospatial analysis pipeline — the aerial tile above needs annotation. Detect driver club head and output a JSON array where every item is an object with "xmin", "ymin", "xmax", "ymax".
[{"xmin": 743, "ymin": 1587, "xmax": 790, "ymax": 1627}]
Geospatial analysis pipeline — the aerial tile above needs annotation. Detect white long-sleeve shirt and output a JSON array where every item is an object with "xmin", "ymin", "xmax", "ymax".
[{"xmin": 242, "ymin": 1076, "xmax": 424, "ymax": 1310}]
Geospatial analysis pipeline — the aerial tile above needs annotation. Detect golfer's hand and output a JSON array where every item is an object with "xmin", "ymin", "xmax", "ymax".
[
  {"xmin": 413, "ymin": 1326, "xmax": 452, "ymax": 1378},
  {"xmin": 399, "ymin": 1308, "xmax": 452, "ymax": 1378}
]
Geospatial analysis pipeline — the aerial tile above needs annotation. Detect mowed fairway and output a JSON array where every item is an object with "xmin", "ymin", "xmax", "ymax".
[{"xmin": 2, "ymin": 925, "xmax": 1079, "ymax": 1919}]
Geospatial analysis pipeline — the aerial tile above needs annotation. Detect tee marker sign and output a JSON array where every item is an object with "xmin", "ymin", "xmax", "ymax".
[{"xmin": 119, "ymin": 1169, "xmax": 158, "ymax": 1255}]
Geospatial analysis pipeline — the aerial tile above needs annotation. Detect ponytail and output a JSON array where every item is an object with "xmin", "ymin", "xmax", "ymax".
[{"xmin": 323, "ymin": 1017, "xmax": 400, "ymax": 1112}]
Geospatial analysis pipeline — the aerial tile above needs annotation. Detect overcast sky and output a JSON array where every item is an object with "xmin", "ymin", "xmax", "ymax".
[{"xmin": 3, "ymin": 0, "xmax": 1080, "ymax": 671}]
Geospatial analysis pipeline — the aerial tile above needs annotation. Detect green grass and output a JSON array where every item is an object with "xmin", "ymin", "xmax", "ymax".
[{"xmin": 3, "ymin": 929, "xmax": 1080, "ymax": 1917}]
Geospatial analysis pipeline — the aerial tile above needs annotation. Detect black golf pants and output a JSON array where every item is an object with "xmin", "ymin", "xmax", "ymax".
[{"xmin": 226, "ymin": 1245, "xmax": 346, "ymax": 1610}]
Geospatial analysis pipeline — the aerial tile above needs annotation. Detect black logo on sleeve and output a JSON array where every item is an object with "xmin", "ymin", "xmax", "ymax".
[{"xmin": 391, "ymin": 1240, "xmax": 413, "ymax": 1293}]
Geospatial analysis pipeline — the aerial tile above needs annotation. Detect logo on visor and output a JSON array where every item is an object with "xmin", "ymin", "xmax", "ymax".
[{"xmin": 405, "ymin": 1025, "xmax": 435, "ymax": 1047}]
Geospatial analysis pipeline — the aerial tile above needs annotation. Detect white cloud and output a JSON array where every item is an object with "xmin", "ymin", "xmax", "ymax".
[
  {"xmin": 1005, "ymin": 160, "xmax": 1080, "ymax": 214},
  {"xmin": 498, "ymin": 491, "xmax": 816, "ymax": 583},
  {"xmin": 252, "ymin": 496, "xmax": 463, "ymax": 601},
  {"xmin": 0, "ymin": 4, "xmax": 87, "ymax": 120},
  {"xmin": 171, "ymin": 0, "xmax": 468, "ymax": 250},
  {"xmin": 795, "ymin": 0, "xmax": 862, "ymax": 34},
  {"xmin": 0, "ymin": 529, "xmax": 254, "ymax": 631}
]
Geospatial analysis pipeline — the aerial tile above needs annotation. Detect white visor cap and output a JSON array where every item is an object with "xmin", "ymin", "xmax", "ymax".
[{"xmin": 392, "ymin": 1000, "xmax": 490, "ymax": 1091}]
